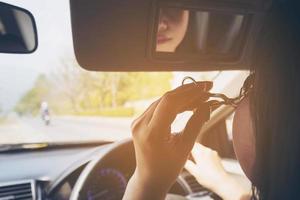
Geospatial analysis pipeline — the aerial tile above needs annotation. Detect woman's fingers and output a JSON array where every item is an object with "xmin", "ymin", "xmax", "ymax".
[
  {"xmin": 131, "ymin": 98, "xmax": 161, "ymax": 136},
  {"xmin": 184, "ymin": 160, "xmax": 198, "ymax": 176},
  {"xmin": 177, "ymin": 93, "xmax": 210, "ymax": 113},
  {"xmin": 179, "ymin": 103, "xmax": 210, "ymax": 150},
  {"xmin": 148, "ymin": 82, "xmax": 212, "ymax": 135},
  {"xmin": 132, "ymin": 81, "xmax": 211, "ymax": 128},
  {"xmin": 191, "ymin": 143, "xmax": 215, "ymax": 164},
  {"xmin": 132, "ymin": 98, "xmax": 161, "ymax": 126},
  {"xmin": 175, "ymin": 81, "xmax": 213, "ymax": 92}
]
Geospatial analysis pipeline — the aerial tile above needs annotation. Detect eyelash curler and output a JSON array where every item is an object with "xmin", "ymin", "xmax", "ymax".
[{"xmin": 182, "ymin": 74, "xmax": 254, "ymax": 108}]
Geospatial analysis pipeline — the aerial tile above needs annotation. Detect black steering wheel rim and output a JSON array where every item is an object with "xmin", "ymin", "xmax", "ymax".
[
  {"xmin": 70, "ymin": 138, "xmax": 134, "ymax": 200},
  {"xmin": 70, "ymin": 138, "xmax": 190, "ymax": 200}
]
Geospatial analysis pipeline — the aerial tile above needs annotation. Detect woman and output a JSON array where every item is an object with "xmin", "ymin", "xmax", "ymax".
[
  {"xmin": 156, "ymin": 7, "xmax": 189, "ymax": 52},
  {"xmin": 123, "ymin": 0, "xmax": 300, "ymax": 199}
]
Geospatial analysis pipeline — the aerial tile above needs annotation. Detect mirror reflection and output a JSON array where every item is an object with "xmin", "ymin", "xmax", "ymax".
[
  {"xmin": 156, "ymin": 8, "xmax": 189, "ymax": 52},
  {"xmin": 156, "ymin": 7, "xmax": 247, "ymax": 57}
]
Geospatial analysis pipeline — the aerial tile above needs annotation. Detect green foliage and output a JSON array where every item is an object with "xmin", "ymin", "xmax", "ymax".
[
  {"xmin": 14, "ymin": 75, "xmax": 50, "ymax": 115},
  {"xmin": 117, "ymin": 72, "xmax": 172, "ymax": 104},
  {"xmin": 14, "ymin": 59, "xmax": 173, "ymax": 116}
]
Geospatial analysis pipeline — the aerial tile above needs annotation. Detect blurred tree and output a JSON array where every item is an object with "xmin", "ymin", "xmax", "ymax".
[
  {"xmin": 14, "ymin": 74, "xmax": 51, "ymax": 115},
  {"xmin": 50, "ymin": 59, "xmax": 84, "ymax": 113},
  {"xmin": 117, "ymin": 72, "xmax": 172, "ymax": 105},
  {"xmin": 15, "ymin": 58, "xmax": 173, "ymax": 116}
]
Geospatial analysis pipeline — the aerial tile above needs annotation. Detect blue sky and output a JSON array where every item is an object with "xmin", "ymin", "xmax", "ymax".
[{"xmin": 0, "ymin": 0, "xmax": 75, "ymax": 111}]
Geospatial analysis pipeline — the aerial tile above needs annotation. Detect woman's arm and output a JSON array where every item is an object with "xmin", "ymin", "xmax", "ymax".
[
  {"xmin": 123, "ymin": 172, "xmax": 169, "ymax": 200},
  {"xmin": 122, "ymin": 81, "xmax": 213, "ymax": 200}
]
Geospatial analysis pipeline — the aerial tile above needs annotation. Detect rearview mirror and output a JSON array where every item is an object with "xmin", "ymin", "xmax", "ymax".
[
  {"xmin": 70, "ymin": 0, "xmax": 268, "ymax": 71},
  {"xmin": 0, "ymin": 2, "xmax": 38, "ymax": 54}
]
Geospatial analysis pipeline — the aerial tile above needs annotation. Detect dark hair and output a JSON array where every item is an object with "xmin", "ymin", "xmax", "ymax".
[
  {"xmin": 175, "ymin": 11, "xmax": 195, "ymax": 53},
  {"xmin": 250, "ymin": 0, "xmax": 300, "ymax": 199}
]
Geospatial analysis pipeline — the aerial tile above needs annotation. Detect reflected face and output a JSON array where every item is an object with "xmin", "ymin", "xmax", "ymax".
[
  {"xmin": 232, "ymin": 97, "xmax": 256, "ymax": 181},
  {"xmin": 156, "ymin": 8, "xmax": 189, "ymax": 52}
]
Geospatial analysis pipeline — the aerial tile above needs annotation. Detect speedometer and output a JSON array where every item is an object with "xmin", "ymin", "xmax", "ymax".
[{"xmin": 85, "ymin": 168, "xmax": 127, "ymax": 200}]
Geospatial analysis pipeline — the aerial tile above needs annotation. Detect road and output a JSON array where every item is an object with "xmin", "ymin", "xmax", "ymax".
[{"xmin": 0, "ymin": 116, "xmax": 134, "ymax": 144}]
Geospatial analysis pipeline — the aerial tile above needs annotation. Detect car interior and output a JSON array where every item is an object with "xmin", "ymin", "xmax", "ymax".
[{"xmin": 0, "ymin": 0, "xmax": 272, "ymax": 199}]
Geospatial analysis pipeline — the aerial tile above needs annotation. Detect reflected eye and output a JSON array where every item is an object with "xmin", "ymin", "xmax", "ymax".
[{"xmin": 160, "ymin": 8, "xmax": 185, "ymax": 22}]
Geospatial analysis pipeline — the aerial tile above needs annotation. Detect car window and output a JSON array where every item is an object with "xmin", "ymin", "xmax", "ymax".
[{"xmin": 0, "ymin": 0, "xmax": 249, "ymax": 145}]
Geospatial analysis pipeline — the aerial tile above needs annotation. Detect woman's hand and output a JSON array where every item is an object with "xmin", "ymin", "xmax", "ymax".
[
  {"xmin": 185, "ymin": 143, "xmax": 228, "ymax": 190},
  {"xmin": 123, "ymin": 82, "xmax": 213, "ymax": 200},
  {"xmin": 185, "ymin": 143, "xmax": 251, "ymax": 200}
]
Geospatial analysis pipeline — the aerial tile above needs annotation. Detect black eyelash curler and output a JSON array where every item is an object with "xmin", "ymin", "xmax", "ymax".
[{"xmin": 182, "ymin": 74, "xmax": 254, "ymax": 108}]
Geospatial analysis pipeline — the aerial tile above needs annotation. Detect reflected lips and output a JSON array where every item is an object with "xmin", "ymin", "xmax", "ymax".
[{"xmin": 157, "ymin": 35, "xmax": 171, "ymax": 44}]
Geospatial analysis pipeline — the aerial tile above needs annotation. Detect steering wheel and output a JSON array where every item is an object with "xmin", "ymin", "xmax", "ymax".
[{"xmin": 70, "ymin": 139, "xmax": 188, "ymax": 200}]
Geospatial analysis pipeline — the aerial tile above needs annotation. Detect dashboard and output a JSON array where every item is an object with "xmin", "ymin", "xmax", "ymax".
[{"xmin": 0, "ymin": 139, "xmax": 249, "ymax": 200}]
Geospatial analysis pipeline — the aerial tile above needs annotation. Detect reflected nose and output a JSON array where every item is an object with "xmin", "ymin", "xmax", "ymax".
[{"xmin": 158, "ymin": 14, "xmax": 168, "ymax": 32}]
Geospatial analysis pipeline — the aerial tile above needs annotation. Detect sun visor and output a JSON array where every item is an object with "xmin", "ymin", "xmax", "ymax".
[{"xmin": 70, "ymin": 0, "xmax": 271, "ymax": 71}]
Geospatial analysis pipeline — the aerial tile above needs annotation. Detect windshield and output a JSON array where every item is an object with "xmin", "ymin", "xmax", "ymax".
[{"xmin": 0, "ymin": 0, "xmax": 249, "ymax": 145}]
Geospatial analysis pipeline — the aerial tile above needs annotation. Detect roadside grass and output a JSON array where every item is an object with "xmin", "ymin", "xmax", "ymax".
[
  {"xmin": 75, "ymin": 107, "xmax": 135, "ymax": 117},
  {"xmin": 0, "ymin": 117, "xmax": 7, "ymax": 124},
  {"xmin": 0, "ymin": 115, "xmax": 16, "ymax": 125}
]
